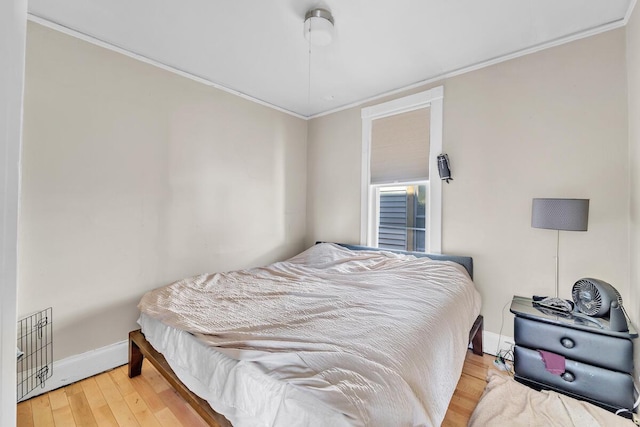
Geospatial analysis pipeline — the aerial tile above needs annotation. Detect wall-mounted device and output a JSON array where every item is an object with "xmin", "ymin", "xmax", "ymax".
[
  {"xmin": 437, "ymin": 153, "xmax": 452, "ymax": 183},
  {"xmin": 571, "ymin": 278, "xmax": 628, "ymax": 332}
]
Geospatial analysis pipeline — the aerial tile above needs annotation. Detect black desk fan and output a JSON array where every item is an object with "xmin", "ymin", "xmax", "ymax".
[{"xmin": 572, "ymin": 278, "xmax": 628, "ymax": 332}]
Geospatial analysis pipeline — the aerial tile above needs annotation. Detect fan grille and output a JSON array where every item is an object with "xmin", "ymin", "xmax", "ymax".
[
  {"xmin": 571, "ymin": 278, "xmax": 622, "ymax": 317},
  {"xmin": 572, "ymin": 280, "xmax": 601, "ymax": 315}
]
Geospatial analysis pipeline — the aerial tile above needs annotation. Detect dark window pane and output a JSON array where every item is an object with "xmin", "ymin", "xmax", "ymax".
[{"xmin": 377, "ymin": 184, "xmax": 427, "ymax": 252}]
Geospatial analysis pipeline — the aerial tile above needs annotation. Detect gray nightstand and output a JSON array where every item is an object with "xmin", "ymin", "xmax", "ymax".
[{"xmin": 510, "ymin": 295, "xmax": 637, "ymax": 414}]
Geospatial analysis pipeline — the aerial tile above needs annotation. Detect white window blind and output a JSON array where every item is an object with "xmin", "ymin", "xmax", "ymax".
[{"xmin": 370, "ymin": 107, "xmax": 430, "ymax": 184}]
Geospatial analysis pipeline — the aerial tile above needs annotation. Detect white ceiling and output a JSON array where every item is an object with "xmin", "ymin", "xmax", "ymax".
[{"xmin": 28, "ymin": 0, "xmax": 633, "ymax": 118}]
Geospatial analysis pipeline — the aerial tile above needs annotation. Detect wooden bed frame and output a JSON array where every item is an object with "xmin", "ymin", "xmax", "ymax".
[
  {"xmin": 128, "ymin": 329, "xmax": 233, "ymax": 427},
  {"xmin": 128, "ymin": 315, "xmax": 483, "ymax": 427}
]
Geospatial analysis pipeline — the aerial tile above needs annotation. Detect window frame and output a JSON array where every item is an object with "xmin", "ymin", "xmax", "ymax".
[{"xmin": 360, "ymin": 86, "xmax": 444, "ymax": 253}]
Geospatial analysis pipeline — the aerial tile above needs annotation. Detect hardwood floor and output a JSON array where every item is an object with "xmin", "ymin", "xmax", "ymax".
[
  {"xmin": 17, "ymin": 363, "xmax": 209, "ymax": 427},
  {"xmin": 443, "ymin": 351, "xmax": 505, "ymax": 426},
  {"xmin": 17, "ymin": 350, "xmax": 502, "ymax": 426}
]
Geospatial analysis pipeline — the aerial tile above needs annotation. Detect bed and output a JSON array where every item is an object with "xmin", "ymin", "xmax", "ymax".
[{"xmin": 129, "ymin": 242, "xmax": 483, "ymax": 427}]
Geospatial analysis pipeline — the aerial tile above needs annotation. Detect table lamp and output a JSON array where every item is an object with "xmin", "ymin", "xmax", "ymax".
[{"xmin": 531, "ymin": 198, "xmax": 589, "ymax": 299}]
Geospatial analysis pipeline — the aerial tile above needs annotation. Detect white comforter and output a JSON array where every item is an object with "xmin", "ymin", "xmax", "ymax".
[{"xmin": 138, "ymin": 243, "xmax": 481, "ymax": 427}]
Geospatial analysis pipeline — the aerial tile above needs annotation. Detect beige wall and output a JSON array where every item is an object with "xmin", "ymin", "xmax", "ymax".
[
  {"xmin": 627, "ymin": 5, "xmax": 640, "ymax": 370},
  {"xmin": 307, "ymin": 109, "xmax": 363, "ymax": 244},
  {"xmin": 19, "ymin": 22, "xmax": 308, "ymax": 359},
  {"xmin": 307, "ymin": 28, "xmax": 630, "ymax": 337}
]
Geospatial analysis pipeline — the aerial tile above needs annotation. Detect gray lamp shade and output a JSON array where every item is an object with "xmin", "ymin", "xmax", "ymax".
[{"xmin": 531, "ymin": 198, "xmax": 589, "ymax": 231}]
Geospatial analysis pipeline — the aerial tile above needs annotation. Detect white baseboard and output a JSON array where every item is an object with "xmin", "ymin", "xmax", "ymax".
[
  {"xmin": 19, "ymin": 339, "xmax": 128, "ymax": 402},
  {"xmin": 481, "ymin": 330, "xmax": 515, "ymax": 359}
]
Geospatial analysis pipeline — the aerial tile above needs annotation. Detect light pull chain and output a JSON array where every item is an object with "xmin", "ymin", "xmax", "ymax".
[{"xmin": 307, "ymin": 23, "xmax": 312, "ymax": 112}]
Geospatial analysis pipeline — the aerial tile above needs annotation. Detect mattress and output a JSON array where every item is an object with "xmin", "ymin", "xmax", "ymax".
[{"xmin": 138, "ymin": 243, "xmax": 481, "ymax": 426}]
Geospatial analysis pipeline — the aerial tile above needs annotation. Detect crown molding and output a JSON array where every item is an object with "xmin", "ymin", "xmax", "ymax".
[
  {"xmin": 27, "ymin": 10, "xmax": 630, "ymax": 121},
  {"xmin": 309, "ymin": 17, "xmax": 627, "ymax": 119},
  {"xmin": 26, "ymin": 13, "xmax": 307, "ymax": 120}
]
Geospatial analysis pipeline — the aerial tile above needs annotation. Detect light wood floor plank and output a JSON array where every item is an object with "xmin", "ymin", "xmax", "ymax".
[
  {"xmin": 90, "ymin": 405, "xmax": 120, "ymax": 427},
  {"xmin": 80, "ymin": 377, "xmax": 108, "ymax": 408},
  {"xmin": 52, "ymin": 407, "xmax": 77, "ymax": 427},
  {"xmin": 442, "ymin": 352, "xmax": 505, "ymax": 425},
  {"xmin": 110, "ymin": 366, "xmax": 137, "ymax": 397},
  {"xmin": 48, "ymin": 388, "xmax": 77, "ymax": 427},
  {"xmin": 94, "ymin": 370, "xmax": 141, "ymax": 427},
  {"xmin": 94, "ymin": 372, "xmax": 123, "ymax": 403},
  {"xmin": 48, "ymin": 388, "xmax": 69, "ymax": 411},
  {"xmin": 158, "ymin": 388, "xmax": 209, "ymax": 427},
  {"xmin": 454, "ymin": 373, "xmax": 489, "ymax": 397},
  {"xmin": 442, "ymin": 409, "xmax": 473, "ymax": 427},
  {"xmin": 123, "ymin": 390, "xmax": 162, "ymax": 427},
  {"xmin": 141, "ymin": 364, "xmax": 170, "ymax": 394},
  {"xmin": 80, "ymin": 377, "xmax": 119, "ymax": 427},
  {"xmin": 31, "ymin": 394, "xmax": 55, "ymax": 427},
  {"xmin": 65, "ymin": 382, "xmax": 85, "ymax": 396},
  {"xmin": 103, "ymin": 398, "xmax": 140, "ymax": 427},
  {"xmin": 153, "ymin": 407, "xmax": 185, "ymax": 427},
  {"xmin": 67, "ymin": 391, "xmax": 98, "ymax": 427},
  {"xmin": 129, "ymin": 374, "xmax": 168, "ymax": 414},
  {"xmin": 17, "ymin": 400, "xmax": 34, "ymax": 427},
  {"xmin": 17, "ymin": 350, "xmax": 496, "ymax": 426}
]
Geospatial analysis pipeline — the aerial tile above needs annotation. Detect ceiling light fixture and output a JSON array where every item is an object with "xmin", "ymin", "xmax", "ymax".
[
  {"xmin": 304, "ymin": 8, "xmax": 334, "ymax": 47},
  {"xmin": 304, "ymin": 8, "xmax": 334, "ymax": 116}
]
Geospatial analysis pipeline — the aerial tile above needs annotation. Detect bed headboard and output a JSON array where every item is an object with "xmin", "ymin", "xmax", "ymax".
[{"xmin": 334, "ymin": 243, "xmax": 474, "ymax": 280}]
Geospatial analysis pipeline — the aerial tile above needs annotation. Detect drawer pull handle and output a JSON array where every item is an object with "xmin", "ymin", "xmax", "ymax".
[
  {"xmin": 560, "ymin": 338, "xmax": 575, "ymax": 349},
  {"xmin": 561, "ymin": 371, "xmax": 575, "ymax": 382}
]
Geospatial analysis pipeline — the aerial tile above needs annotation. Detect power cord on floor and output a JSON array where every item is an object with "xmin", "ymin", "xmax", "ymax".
[
  {"xmin": 493, "ymin": 299, "xmax": 514, "ymax": 375},
  {"xmin": 493, "ymin": 346, "xmax": 514, "ymax": 375}
]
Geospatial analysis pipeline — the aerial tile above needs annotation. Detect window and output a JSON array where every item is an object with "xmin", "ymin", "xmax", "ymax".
[
  {"xmin": 374, "ymin": 183, "xmax": 428, "ymax": 252},
  {"xmin": 361, "ymin": 86, "xmax": 443, "ymax": 253}
]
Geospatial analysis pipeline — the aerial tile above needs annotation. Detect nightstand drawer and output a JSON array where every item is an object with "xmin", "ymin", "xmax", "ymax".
[
  {"xmin": 515, "ymin": 317, "xmax": 633, "ymax": 373},
  {"xmin": 514, "ymin": 346, "xmax": 635, "ymax": 409}
]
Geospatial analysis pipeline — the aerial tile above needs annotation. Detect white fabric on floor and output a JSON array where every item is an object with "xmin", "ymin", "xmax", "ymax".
[{"xmin": 469, "ymin": 370, "xmax": 635, "ymax": 427}]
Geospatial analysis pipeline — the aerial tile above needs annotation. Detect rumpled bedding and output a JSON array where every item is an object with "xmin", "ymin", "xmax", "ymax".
[{"xmin": 138, "ymin": 243, "xmax": 481, "ymax": 426}]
